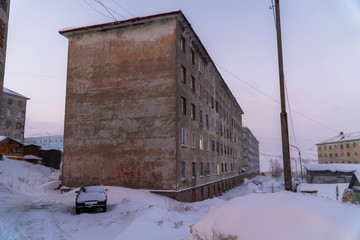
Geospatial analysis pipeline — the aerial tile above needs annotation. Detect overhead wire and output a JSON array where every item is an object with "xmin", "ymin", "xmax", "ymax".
[
  {"xmin": 82, "ymin": 0, "xmax": 114, "ymax": 20},
  {"xmin": 109, "ymin": 0, "xmax": 136, "ymax": 18},
  {"xmin": 93, "ymin": 0, "xmax": 119, "ymax": 21}
]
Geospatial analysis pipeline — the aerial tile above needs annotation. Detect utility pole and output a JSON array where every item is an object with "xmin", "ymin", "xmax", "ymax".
[
  {"xmin": 290, "ymin": 144, "xmax": 303, "ymax": 180},
  {"xmin": 274, "ymin": 0, "xmax": 292, "ymax": 190}
]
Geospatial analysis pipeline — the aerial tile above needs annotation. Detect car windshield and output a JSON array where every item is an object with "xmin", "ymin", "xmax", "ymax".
[{"xmin": 82, "ymin": 186, "xmax": 105, "ymax": 193}]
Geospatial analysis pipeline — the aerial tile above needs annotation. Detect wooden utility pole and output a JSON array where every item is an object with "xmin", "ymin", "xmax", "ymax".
[{"xmin": 274, "ymin": 0, "xmax": 292, "ymax": 190}]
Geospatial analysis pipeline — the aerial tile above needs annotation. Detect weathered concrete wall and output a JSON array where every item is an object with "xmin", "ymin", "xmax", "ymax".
[
  {"xmin": 62, "ymin": 19, "xmax": 178, "ymax": 189},
  {"xmin": 0, "ymin": 0, "xmax": 10, "ymax": 125}
]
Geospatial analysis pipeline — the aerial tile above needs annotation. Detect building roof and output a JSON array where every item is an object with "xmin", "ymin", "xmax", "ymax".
[
  {"xmin": 317, "ymin": 132, "xmax": 360, "ymax": 145},
  {"xmin": 305, "ymin": 164, "xmax": 360, "ymax": 173},
  {"xmin": 3, "ymin": 87, "xmax": 30, "ymax": 100},
  {"xmin": 59, "ymin": 10, "xmax": 244, "ymax": 116}
]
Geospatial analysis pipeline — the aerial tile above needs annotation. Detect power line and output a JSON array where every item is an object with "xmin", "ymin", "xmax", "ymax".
[
  {"xmin": 82, "ymin": 0, "xmax": 114, "ymax": 20},
  {"xmin": 94, "ymin": 0, "xmax": 119, "ymax": 21},
  {"xmin": 109, "ymin": 0, "xmax": 135, "ymax": 18},
  {"xmin": 216, "ymin": 63, "xmax": 339, "ymax": 134},
  {"xmin": 284, "ymin": 80, "xmax": 298, "ymax": 147}
]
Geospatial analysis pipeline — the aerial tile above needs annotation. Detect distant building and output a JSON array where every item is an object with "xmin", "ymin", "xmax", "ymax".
[
  {"xmin": 242, "ymin": 127, "xmax": 260, "ymax": 173},
  {"xmin": 316, "ymin": 132, "xmax": 360, "ymax": 164},
  {"xmin": 24, "ymin": 135, "xmax": 63, "ymax": 151},
  {"xmin": 0, "ymin": 0, "xmax": 10, "ymax": 118},
  {"xmin": 59, "ymin": 11, "xmax": 252, "ymax": 201},
  {"xmin": 0, "ymin": 136, "xmax": 23, "ymax": 157},
  {"xmin": 0, "ymin": 87, "xmax": 29, "ymax": 142}
]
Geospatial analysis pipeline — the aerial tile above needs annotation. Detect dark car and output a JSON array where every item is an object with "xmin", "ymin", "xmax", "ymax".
[{"xmin": 75, "ymin": 185, "xmax": 108, "ymax": 214}]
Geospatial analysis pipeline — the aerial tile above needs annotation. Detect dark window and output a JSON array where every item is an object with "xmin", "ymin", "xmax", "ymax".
[
  {"xmin": 199, "ymin": 110, "xmax": 203, "ymax": 126},
  {"xmin": 211, "ymin": 96, "xmax": 214, "ymax": 109},
  {"xmin": 15, "ymin": 133, "xmax": 20, "ymax": 139},
  {"xmin": 216, "ymin": 101, "xmax": 218, "ymax": 113},
  {"xmin": 347, "ymin": 144, "xmax": 350, "ymax": 148},
  {"xmin": 181, "ymin": 96, "xmax": 186, "ymax": 115},
  {"xmin": 200, "ymin": 163, "xmax": 204, "ymax": 177},
  {"xmin": 191, "ymin": 49, "xmax": 195, "ymax": 64},
  {"xmin": 16, "ymin": 123, "xmax": 21, "ymax": 129},
  {"xmin": 192, "ymin": 162, "xmax": 196, "ymax": 177},
  {"xmin": 206, "ymin": 114, "xmax": 209, "ymax": 128},
  {"xmin": 353, "ymin": 143, "xmax": 356, "ymax": 148},
  {"xmin": 181, "ymin": 162, "xmax": 186, "ymax": 179},
  {"xmin": 5, "ymin": 120, "xmax": 11, "ymax": 128},
  {"xmin": 329, "ymin": 146, "xmax": 332, "ymax": 150},
  {"xmin": 347, "ymin": 152, "xmax": 351, "ymax": 157},
  {"xmin": 191, "ymin": 104, "xmax": 195, "ymax": 120},
  {"xmin": 180, "ymin": 35, "xmax": 185, "ymax": 53},
  {"xmin": 7, "ymin": 98, "xmax": 12, "ymax": 105},
  {"xmin": 212, "ymin": 140, "xmax": 215, "ymax": 152},
  {"xmin": 18, "ymin": 101, "xmax": 24, "ymax": 108},
  {"xmin": 181, "ymin": 65, "xmax": 186, "ymax": 84},
  {"xmin": 340, "ymin": 144, "xmax": 343, "ymax": 149},
  {"xmin": 191, "ymin": 76, "xmax": 195, "ymax": 92}
]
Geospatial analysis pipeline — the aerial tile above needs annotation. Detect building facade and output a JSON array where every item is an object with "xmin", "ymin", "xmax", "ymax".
[
  {"xmin": 242, "ymin": 127, "xmax": 260, "ymax": 173},
  {"xmin": 317, "ymin": 132, "xmax": 360, "ymax": 164},
  {"xmin": 24, "ymin": 135, "xmax": 63, "ymax": 151},
  {"xmin": 0, "ymin": 0, "xmax": 10, "ymax": 117},
  {"xmin": 60, "ymin": 11, "xmax": 253, "ymax": 201},
  {"xmin": 0, "ymin": 87, "xmax": 29, "ymax": 142}
]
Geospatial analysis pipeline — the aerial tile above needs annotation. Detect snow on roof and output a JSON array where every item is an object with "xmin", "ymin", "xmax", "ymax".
[
  {"xmin": 24, "ymin": 155, "xmax": 42, "ymax": 160},
  {"xmin": 305, "ymin": 164, "xmax": 360, "ymax": 173},
  {"xmin": 317, "ymin": 132, "xmax": 360, "ymax": 145},
  {"xmin": 3, "ymin": 87, "xmax": 30, "ymax": 100},
  {"xmin": 0, "ymin": 136, "xmax": 7, "ymax": 142}
]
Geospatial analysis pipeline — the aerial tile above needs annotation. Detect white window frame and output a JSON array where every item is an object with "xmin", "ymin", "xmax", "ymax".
[{"xmin": 181, "ymin": 128, "xmax": 186, "ymax": 146}]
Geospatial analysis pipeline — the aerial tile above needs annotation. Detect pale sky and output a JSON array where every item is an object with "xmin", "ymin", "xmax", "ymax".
[{"xmin": 4, "ymin": 0, "xmax": 360, "ymax": 163}]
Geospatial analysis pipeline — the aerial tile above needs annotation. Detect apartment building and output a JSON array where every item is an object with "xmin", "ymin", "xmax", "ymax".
[
  {"xmin": 0, "ymin": 87, "xmax": 29, "ymax": 142},
  {"xmin": 0, "ymin": 0, "xmax": 10, "ymax": 117},
  {"xmin": 24, "ymin": 135, "xmax": 64, "ymax": 151},
  {"xmin": 242, "ymin": 127, "xmax": 260, "ymax": 173},
  {"xmin": 317, "ymin": 132, "xmax": 360, "ymax": 164},
  {"xmin": 60, "ymin": 11, "xmax": 252, "ymax": 201}
]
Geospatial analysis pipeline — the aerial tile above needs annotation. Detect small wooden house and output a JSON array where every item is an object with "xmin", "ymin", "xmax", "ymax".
[
  {"xmin": 24, "ymin": 144, "xmax": 41, "ymax": 157},
  {"xmin": 305, "ymin": 164, "xmax": 360, "ymax": 184},
  {"xmin": 348, "ymin": 172, "xmax": 360, "ymax": 203},
  {"xmin": 0, "ymin": 136, "xmax": 23, "ymax": 157}
]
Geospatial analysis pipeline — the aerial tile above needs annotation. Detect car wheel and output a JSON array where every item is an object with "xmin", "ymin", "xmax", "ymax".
[
  {"xmin": 103, "ymin": 206, "xmax": 107, "ymax": 212},
  {"xmin": 76, "ymin": 208, "xmax": 80, "ymax": 214}
]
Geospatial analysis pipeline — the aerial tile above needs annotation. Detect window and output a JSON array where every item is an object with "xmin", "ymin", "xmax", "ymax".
[
  {"xmin": 207, "ymin": 163, "xmax": 210, "ymax": 176},
  {"xmin": 354, "ymin": 152, "xmax": 358, "ymax": 157},
  {"xmin": 324, "ymin": 146, "xmax": 327, "ymax": 150},
  {"xmin": 212, "ymin": 140, "xmax": 215, "ymax": 152},
  {"xmin": 191, "ymin": 49, "xmax": 195, "ymax": 64},
  {"xmin": 181, "ymin": 96, "xmax": 186, "ymax": 115},
  {"xmin": 334, "ymin": 145, "xmax": 337, "ymax": 150},
  {"xmin": 347, "ymin": 144, "xmax": 350, "ymax": 148},
  {"xmin": 199, "ymin": 110, "xmax": 203, "ymax": 126},
  {"xmin": 340, "ymin": 144, "xmax": 343, "ymax": 149},
  {"xmin": 4, "ymin": 132, "xmax": 9, "ymax": 137},
  {"xmin": 212, "ymin": 163, "xmax": 215, "ymax": 175},
  {"xmin": 200, "ymin": 136, "xmax": 204, "ymax": 150},
  {"xmin": 347, "ymin": 152, "xmax": 351, "ymax": 157},
  {"xmin": 181, "ymin": 128, "xmax": 186, "ymax": 146},
  {"xmin": 15, "ymin": 133, "xmax": 20, "ymax": 139},
  {"xmin": 6, "ymin": 109, "xmax": 10, "ymax": 116},
  {"xmin": 217, "ymin": 163, "xmax": 220, "ymax": 175},
  {"xmin": 180, "ymin": 65, "xmax": 186, "ymax": 84},
  {"xmin": 221, "ymin": 163, "xmax": 224, "ymax": 173},
  {"xmin": 44, "ymin": 140, "xmax": 47, "ymax": 145},
  {"xmin": 225, "ymin": 163, "xmax": 227, "ymax": 173},
  {"xmin": 206, "ymin": 138, "xmax": 210, "ymax": 152},
  {"xmin": 335, "ymin": 153, "xmax": 338, "ymax": 158},
  {"xmin": 319, "ymin": 146, "xmax": 322, "ymax": 151},
  {"xmin": 181, "ymin": 162, "xmax": 186, "ymax": 179},
  {"xmin": 353, "ymin": 143, "xmax": 357, "ymax": 148},
  {"xmin": 324, "ymin": 154, "xmax": 327, "ymax": 158},
  {"xmin": 17, "ymin": 112, "xmax": 22, "ymax": 118},
  {"xmin": 329, "ymin": 146, "xmax": 332, "ymax": 150},
  {"xmin": 211, "ymin": 96, "xmax": 214, "ymax": 109},
  {"xmin": 191, "ymin": 104, "xmax": 195, "ymax": 120},
  {"xmin": 191, "ymin": 76, "xmax": 195, "ymax": 92},
  {"xmin": 192, "ymin": 162, "xmax": 196, "ymax": 178},
  {"xmin": 330, "ymin": 153, "xmax": 333, "ymax": 158},
  {"xmin": 216, "ymin": 142, "xmax": 219, "ymax": 153},
  {"xmin": 341, "ymin": 153, "xmax": 344, "ymax": 157},
  {"xmin": 180, "ymin": 35, "xmax": 185, "ymax": 53},
  {"xmin": 7, "ymin": 98, "xmax": 12, "ymax": 105},
  {"xmin": 191, "ymin": 133, "xmax": 196, "ymax": 149},
  {"xmin": 206, "ymin": 114, "xmax": 209, "ymax": 128},
  {"xmin": 200, "ymin": 163, "xmax": 204, "ymax": 177},
  {"xmin": 5, "ymin": 120, "xmax": 11, "ymax": 128},
  {"xmin": 216, "ymin": 101, "xmax": 219, "ymax": 113},
  {"xmin": 204, "ymin": 67, "xmax": 208, "ymax": 80},
  {"xmin": 18, "ymin": 101, "xmax": 23, "ymax": 107},
  {"xmin": 319, "ymin": 154, "xmax": 322, "ymax": 158},
  {"xmin": 16, "ymin": 123, "xmax": 21, "ymax": 129}
]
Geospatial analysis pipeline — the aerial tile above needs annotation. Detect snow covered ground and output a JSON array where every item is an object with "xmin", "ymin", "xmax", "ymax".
[{"xmin": 1, "ymin": 157, "xmax": 360, "ymax": 240}]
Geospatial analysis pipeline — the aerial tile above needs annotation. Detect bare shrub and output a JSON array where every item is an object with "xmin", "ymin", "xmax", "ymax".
[
  {"xmin": 165, "ymin": 200, "xmax": 192, "ymax": 212},
  {"xmin": 174, "ymin": 220, "xmax": 183, "ymax": 229},
  {"xmin": 342, "ymin": 189, "xmax": 355, "ymax": 203}
]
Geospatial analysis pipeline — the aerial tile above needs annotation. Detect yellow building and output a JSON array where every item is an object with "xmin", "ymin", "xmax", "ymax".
[{"xmin": 317, "ymin": 132, "xmax": 360, "ymax": 164}]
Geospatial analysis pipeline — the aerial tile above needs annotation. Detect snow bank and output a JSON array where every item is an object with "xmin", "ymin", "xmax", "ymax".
[{"xmin": 189, "ymin": 191, "xmax": 360, "ymax": 240}]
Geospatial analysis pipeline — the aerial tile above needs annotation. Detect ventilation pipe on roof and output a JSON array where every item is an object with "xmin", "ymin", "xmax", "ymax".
[{"xmin": 340, "ymin": 132, "xmax": 344, "ymax": 135}]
